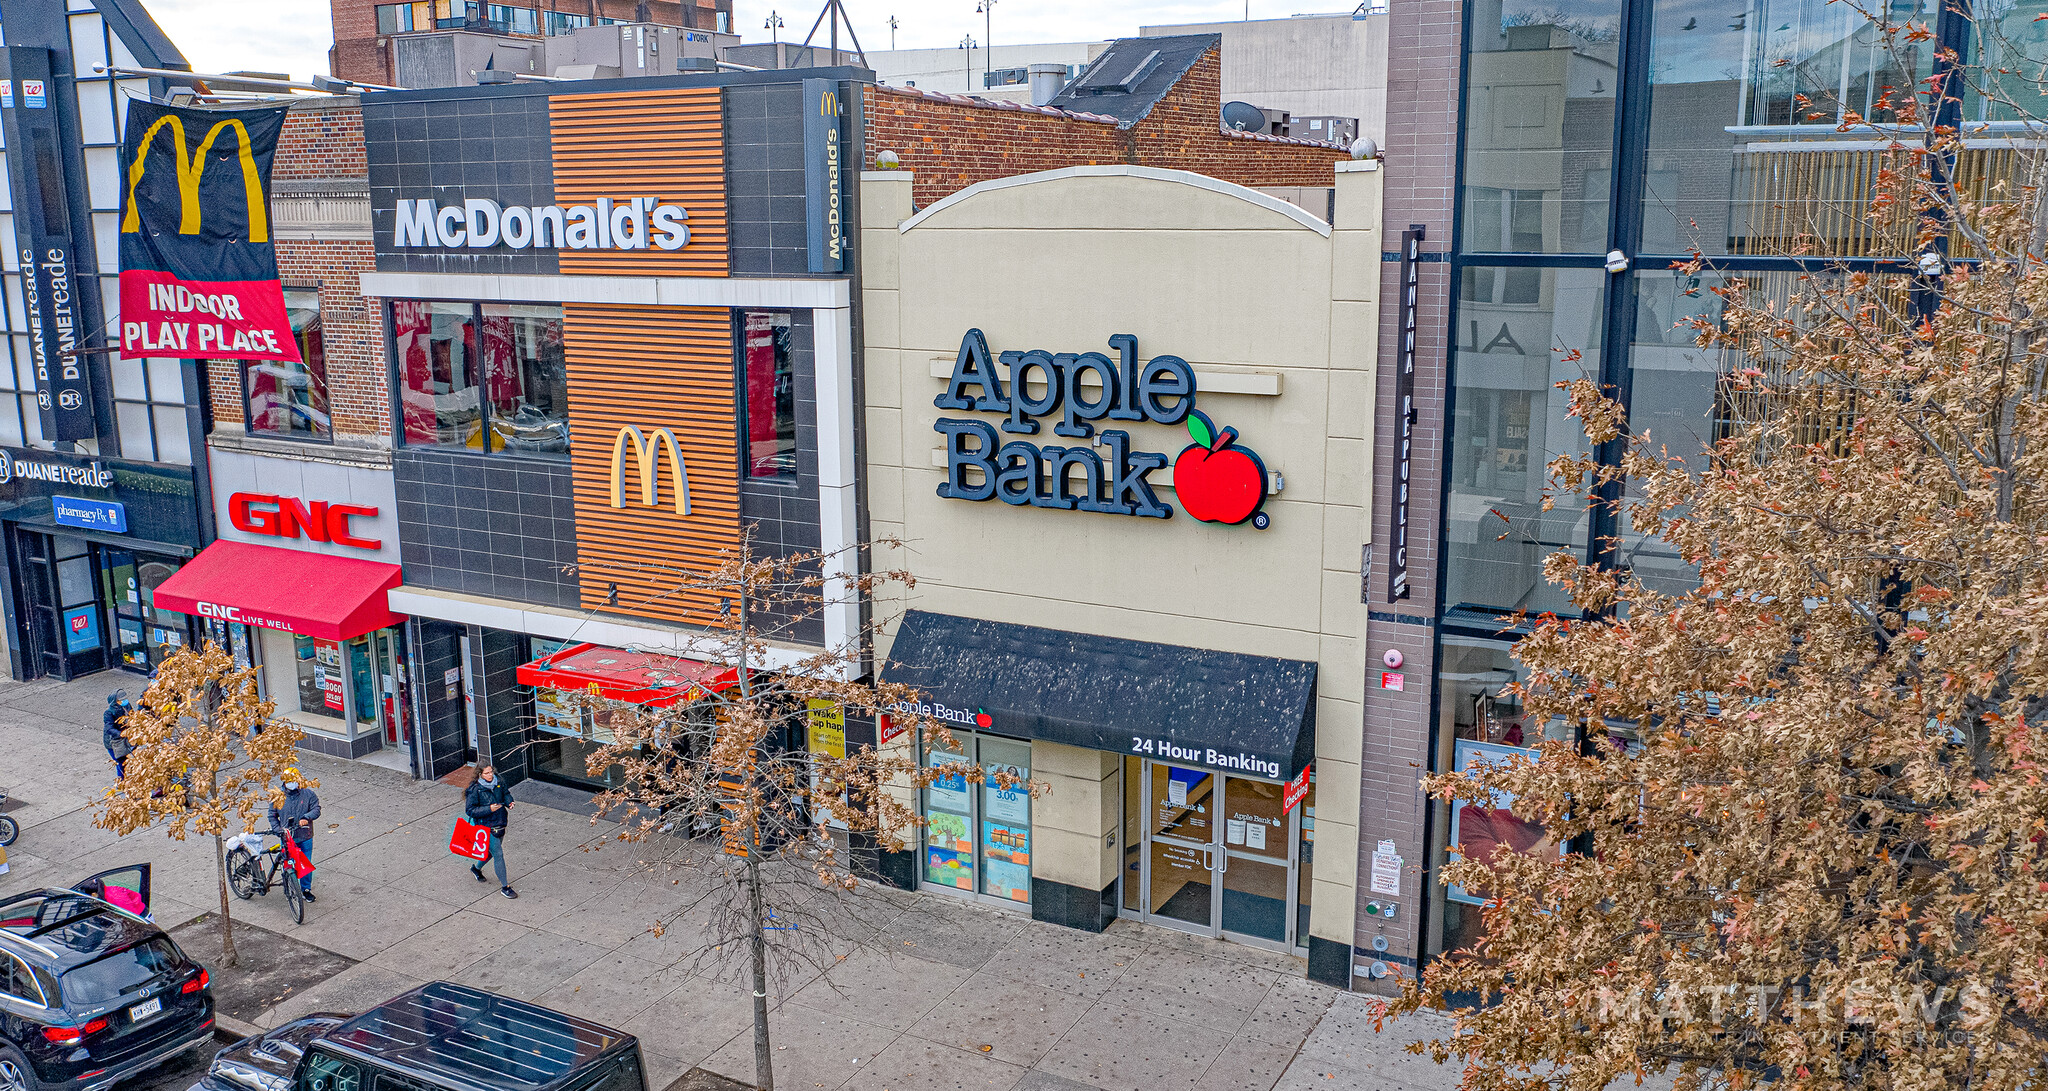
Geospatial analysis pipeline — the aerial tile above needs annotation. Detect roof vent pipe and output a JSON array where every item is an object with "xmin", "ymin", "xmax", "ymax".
[{"xmin": 1027, "ymin": 63, "xmax": 1067, "ymax": 106}]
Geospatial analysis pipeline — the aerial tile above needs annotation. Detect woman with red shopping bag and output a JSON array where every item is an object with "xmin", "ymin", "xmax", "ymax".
[{"xmin": 463, "ymin": 765, "xmax": 517, "ymax": 898}]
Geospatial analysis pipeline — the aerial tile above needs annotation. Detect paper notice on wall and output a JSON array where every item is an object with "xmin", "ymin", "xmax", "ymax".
[
  {"xmin": 1248, "ymin": 823, "xmax": 1268, "ymax": 850},
  {"xmin": 1226, "ymin": 819, "xmax": 1246, "ymax": 845},
  {"xmin": 1168, "ymin": 779, "xmax": 1187, "ymax": 808},
  {"xmin": 1371, "ymin": 848, "xmax": 1402, "ymax": 896}
]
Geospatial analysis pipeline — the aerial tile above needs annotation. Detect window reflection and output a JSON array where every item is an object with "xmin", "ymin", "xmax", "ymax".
[
  {"xmin": 1445, "ymin": 266, "xmax": 1605, "ymax": 615},
  {"xmin": 480, "ymin": 305, "xmax": 570, "ymax": 455},
  {"xmin": 1461, "ymin": 0, "xmax": 1621, "ymax": 255},
  {"xmin": 395, "ymin": 300, "xmax": 568, "ymax": 458},
  {"xmin": 244, "ymin": 288, "xmax": 330, "ymax": 440}
]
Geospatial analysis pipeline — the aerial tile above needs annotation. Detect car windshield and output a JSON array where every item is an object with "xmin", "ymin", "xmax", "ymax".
[{"xmin": 57, "ymin": 937, "xmax": 180, "ymax": 1007}]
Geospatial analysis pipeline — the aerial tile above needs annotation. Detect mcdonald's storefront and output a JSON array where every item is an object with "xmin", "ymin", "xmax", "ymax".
[{"xmin": 353, "ymin": 68, "xmax": 868, "ymax": 791}]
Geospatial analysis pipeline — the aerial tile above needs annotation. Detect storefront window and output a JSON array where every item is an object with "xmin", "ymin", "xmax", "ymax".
[
  {"xmin": 481, "ymin": 304, "xmax": 570, "ymax": 456},
  {"xmin": 243, "ymin": 288, "xmax": 331, "ymax": 440},
  {"xmin": 1460, "ymin": 0, "xmax": 1621, "ymax": 254},
  {"xmin": 1445, "ymin": 267, "xmax": 1604, "ymax": 616},
  {"xmin": 296, "ymin": 635, "xmax": 348, "ymax": 723},
  {"xmin": 921, "ymin": 732, "xmax": 1032, "ymax": 905},
  {"xmin": 395, "ymin": 300, "xmax": 478, "ymax": 449},
  {"xmin": 741, "ymin": 311, "xmax": 796, "ymax": 479}
]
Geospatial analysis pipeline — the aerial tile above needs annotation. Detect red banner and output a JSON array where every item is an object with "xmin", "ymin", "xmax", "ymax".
[
  {"xmin": 1283, "ymin": 763, "xmax": 1312, "ymax": 814},
  {"xmin": 119, "ymin": 270, "xmax": 299, "ymax": 362}
]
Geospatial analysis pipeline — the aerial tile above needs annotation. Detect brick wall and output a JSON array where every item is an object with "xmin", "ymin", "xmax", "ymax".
[
  {"xmin": 863, "ymin": 46, "xmax": 1348, "ymax": 209},
  {"xmin": 1356, "ymin": 0, "xmax": 1464, "ymax": 992},
  {"xmin": 275, "ymin": 99, "xmax": 366, "ymax": 179}
]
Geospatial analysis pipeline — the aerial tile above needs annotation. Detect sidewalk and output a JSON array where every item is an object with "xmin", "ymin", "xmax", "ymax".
[{"xmin": 0, "ymin": 672, "xmax": 1466, "ymax": 1091}]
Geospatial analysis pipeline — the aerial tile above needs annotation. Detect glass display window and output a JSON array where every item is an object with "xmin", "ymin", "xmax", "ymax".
[
  {"xmin": 920, "ymin": 731, "xmax": 1030, "ymax": 905},
  {"xmin": 740, "ymin": 311, "xmax": 796, "ymax": 479},
  {"xmin": 394, "ymin": 300, "xmax": 569, "ymax": 458},
  {"xmin": 243, "ymin": 288, "xmax": 330, "ymax": 440}
]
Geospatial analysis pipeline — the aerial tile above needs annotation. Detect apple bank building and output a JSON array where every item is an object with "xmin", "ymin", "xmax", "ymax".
[{"xmin": 862, "ymin": 160, "xmax": 1385, "ymax": 987}]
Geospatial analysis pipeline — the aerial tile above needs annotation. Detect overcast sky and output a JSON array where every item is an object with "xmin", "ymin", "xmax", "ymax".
[{"xmin": 140, "ymin": 0, "xmax": 1309, "ymax": 81}]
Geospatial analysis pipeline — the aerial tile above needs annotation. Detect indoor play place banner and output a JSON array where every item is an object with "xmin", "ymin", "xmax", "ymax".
[{"xmin": 117, "ymin": 100, "xmax": 299, "ymax": 363}]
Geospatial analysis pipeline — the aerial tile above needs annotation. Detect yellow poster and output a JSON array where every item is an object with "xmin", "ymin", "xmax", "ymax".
[{"xmin": 807, "ymin": 699, "xmax": 846, "ymax": 758}]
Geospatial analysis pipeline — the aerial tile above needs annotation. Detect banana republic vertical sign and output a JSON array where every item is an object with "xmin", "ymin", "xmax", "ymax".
[
  {"xmin": 1387, "ymin": 224, "xmax": 1424, "ymax": 603},
  {"xmin": 116, "ymin": 100, "xmax": 299, "ymax": 364},
  {"xmin": 0, "ymin": 46, "xmax": 100, "ymax": 441}
]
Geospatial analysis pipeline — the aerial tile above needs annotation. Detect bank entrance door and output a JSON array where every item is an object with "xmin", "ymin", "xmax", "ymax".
[{"xmin": 1130, "ymin": 760, "xmax": 1303, "ymax": 953}]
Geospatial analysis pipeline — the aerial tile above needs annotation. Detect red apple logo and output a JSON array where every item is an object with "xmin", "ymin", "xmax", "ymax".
[
  {"xmin": 1174, "ymin": 410, "xmax": 1270, "ymax": 528},
  {"xmin": 974, "ymin": 710, "xmax": 993, "ymax": 727}
]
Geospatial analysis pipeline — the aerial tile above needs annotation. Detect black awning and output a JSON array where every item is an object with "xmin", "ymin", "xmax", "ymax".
[{"xmin": 882, "ymin": 610, "xmax": 1317, "ymax": 781}]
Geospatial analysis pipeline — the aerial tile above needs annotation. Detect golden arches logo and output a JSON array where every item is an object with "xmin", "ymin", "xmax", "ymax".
[
  {"xmin": 120, "ymin": 115, "xmax": 269, "ymax": 243},
  {"xmin": 819, "ymin": 89, "xmax": 839, "ymax": 116},
  {"xmin": 609, "ymin": 425, "xmax": 690, "ymax": 515}
]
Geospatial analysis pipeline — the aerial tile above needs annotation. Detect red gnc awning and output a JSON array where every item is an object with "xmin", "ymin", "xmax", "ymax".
[
  {"xmin": 516, "ymin": 642, "xmax": 737, "ymax": 707},
  {"xmin": 152, "ymin": 540, "xmax": 404, "ymax": 641}
]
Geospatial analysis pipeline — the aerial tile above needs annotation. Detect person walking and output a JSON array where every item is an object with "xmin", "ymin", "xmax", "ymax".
[
  {"xmin": 102, "ymin": 693, "xmax": 133, "ymax": 778},
  {"xmin": 465, "ymin": 764, "xmax": 517, "ymax": 899},
  {"xmin": 267, "ymin": 768, "xmax": 322, "ymax": 901}
]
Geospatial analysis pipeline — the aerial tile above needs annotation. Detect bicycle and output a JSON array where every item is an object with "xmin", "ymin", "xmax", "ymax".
[
  {"xmin": 0, "ymin": 790, "xmax": 17, "ymax": 847},
  {"xmin": 224, "ymin": 828, "xmax": 306, "ymax": 924}
]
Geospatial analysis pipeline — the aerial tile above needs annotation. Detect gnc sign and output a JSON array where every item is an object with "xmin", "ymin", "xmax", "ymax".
[{"xmin": 228, "ymin": 492, "xmax": 382, "ymax": 550}]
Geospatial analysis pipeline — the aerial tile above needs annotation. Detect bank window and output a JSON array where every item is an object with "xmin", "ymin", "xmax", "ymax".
[
  {"xmin": 921, "ymin": 732, "xmax": 1032, "ymax": 905},
  {"xmin": 740, "ymin": 311, "xmax": 796, "ymax": 479},
  {"xmin": 394, "ymin": 300, "xmax": 568, "ymax": 458},
  {"xmin": 243, "ymin": 288, "xmax": 330, "ymax": 441}
]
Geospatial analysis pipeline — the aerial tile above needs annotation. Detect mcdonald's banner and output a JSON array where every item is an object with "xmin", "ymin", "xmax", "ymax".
[{"xmin": 116, "ymin": 100, "xmax": 298, "ymax": 363}]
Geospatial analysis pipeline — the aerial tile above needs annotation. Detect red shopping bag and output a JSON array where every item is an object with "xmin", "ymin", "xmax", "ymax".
[
  {"xmin": 282, "ymin": 833, "xmax": 316, "ymax": 879},
  {"xmin": 449, "ymin": 818, "xmax": 492, "ymax": 861}
]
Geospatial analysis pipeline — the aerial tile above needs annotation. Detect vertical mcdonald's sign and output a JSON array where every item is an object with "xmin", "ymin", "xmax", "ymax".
[
  {"xmin": 117, "ymin": 100, "xmax": 299, "ymax": 364},
  {"xmin": 802, "ymin": 78, "xmax": 845, "ymax": 274}
]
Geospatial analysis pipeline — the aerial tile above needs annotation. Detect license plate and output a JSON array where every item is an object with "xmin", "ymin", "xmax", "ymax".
[{"xmin": 128, "ymin": 997, "xmax": 160, "ymax": 1022}]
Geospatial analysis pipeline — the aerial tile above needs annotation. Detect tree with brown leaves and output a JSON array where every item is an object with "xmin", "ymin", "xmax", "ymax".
[
  {"xmin": 556, "ymin": 540, "xmax": 1034, "ymax": 1091},
  {"xmin": 94, "ymin": 643, "xmax": 307, "ymax": 968},
  {"xmin": 1379, "ymin": 13, "xmax": 2048, "ymax": 1090}
]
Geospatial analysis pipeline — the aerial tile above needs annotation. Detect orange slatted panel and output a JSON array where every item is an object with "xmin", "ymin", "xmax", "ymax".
[
  {"xmin": 563, "ymin": 303, "xmax": 741, "ymax": 626},
  {"xmin": 549, "ymin": 88, "xmax": 729, "ymax": 277}
]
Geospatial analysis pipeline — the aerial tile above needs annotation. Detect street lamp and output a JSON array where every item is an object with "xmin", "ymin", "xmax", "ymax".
[
  {"xmin": 974, "ymin": 0, "xmax": 995, "ymax": 86},
  {"xmin": 959, "ymin": 34, "xmax": 976, "ymax": 87},
  {"xmin": 765, "ymin": 10, "xmax": 783, "ymax": 43},
  {"xmin": 888, "ymin": 15, "xmax": 899, "ymax": 50}
]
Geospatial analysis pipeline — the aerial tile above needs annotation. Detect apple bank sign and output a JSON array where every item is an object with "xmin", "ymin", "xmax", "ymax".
[
  {"xmin": 934, "ymin": 330, "xmax": 1272, "ymax": 528},
  {"xmin": 390, "ymin": 196, "xmax": 693, "ymax": 251}
]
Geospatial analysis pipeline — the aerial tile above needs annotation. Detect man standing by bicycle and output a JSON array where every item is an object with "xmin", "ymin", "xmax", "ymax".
[{"xmin": 268, "ymin": 768, "xmax": 321, "ymax": 902}]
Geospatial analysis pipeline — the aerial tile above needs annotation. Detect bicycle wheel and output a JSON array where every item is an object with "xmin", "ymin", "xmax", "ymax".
[
  {"xmin": 226, "ymin": 848, "xmax": 258, "ymax": 900},
  {"xmin": 282, "ymin": 870, "xmax": 304, "ymax": 925},
  {"xmin": 0, "ymin": 815, "xmax": 16, "ymax": 847}
]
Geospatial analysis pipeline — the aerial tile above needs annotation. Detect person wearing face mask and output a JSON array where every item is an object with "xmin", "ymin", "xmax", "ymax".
[
  {"xmin": 267, "ymin": 768, "xmax": 322, "ymax": 901},
  {"xmin": 464, "ymin": 764, "xmax": 517, "ymax": 898}
]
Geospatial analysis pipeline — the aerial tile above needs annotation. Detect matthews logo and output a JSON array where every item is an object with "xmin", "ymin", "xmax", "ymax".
[
  {"xmin": 610, "ymin": 426, "xmax": 691, "ymax": 515},
  {"xmin": 120, "ymin": 115, "xmax": 269, "ymax": 243},
  {"xmin": 392, "ymin": 197, "xmax": 691, "ymax": 252}
]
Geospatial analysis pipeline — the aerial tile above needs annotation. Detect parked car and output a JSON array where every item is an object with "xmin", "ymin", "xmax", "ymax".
[
  {"xmin": 0, "ymin": 865, "xmax": 215, "ymax": 1091},
  {"xmin": 191, "ymin": 982, "xmax": 646, "ymax": 1091}
]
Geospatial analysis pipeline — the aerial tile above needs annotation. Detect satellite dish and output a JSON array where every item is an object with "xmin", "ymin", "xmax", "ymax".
[{"xmin": 1221, "ymin": 100, "xmax": 1266, "ymax": 132}]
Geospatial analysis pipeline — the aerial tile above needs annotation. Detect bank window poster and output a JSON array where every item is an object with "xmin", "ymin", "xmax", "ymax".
[
  {"xmin": 1446, "ymin": 738, "xmax": 1560, "ymax": 906},
  {"xmin": 923, "ymin": 746, "xmax": 974, "ymax": 890}
]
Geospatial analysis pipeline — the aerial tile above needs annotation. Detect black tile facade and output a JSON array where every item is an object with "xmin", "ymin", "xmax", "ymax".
[
  {"xmin": 395, "ymin": 448, "xmax": 581, "ymax": 610},
  {"xmin": 414, "ymin": 619, "xmax": 471, "ymax": 779},
  {"xmin": 476, "ymin": 627, "xmax": 529, "ymax": 786},
  {"xmin": 368, "ymin": 90, "xmax": 561, "ymax": 276},
  {"xmin": 725, "ymin": 82, "xmax": 815, "ymax": 278}
]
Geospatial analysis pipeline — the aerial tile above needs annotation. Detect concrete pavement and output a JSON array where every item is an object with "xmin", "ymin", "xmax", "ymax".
[{"xmin": 0, "ymin": 671, "xmax": 1470, "ymax": 1091}]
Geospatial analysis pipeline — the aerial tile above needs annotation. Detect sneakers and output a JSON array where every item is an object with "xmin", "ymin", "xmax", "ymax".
[
  {"xmin": 471, "ymin": 864, "xmax": 485, "ymax": 883},
  {"xmin": 301, "ymin": 890, "xmax": 315, "ymax": 902},
  {"xmin": 501, "ymin": 886, "xmax": 518, "ymax": 899}
]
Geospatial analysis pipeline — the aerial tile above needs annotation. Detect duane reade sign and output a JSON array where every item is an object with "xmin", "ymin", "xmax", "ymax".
[{"xmin": 390, "ymin": 196, "xmax": 693, "ymax": 251}]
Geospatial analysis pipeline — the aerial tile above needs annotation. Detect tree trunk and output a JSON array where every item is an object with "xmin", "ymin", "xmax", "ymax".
[
  {"xmin": 747, "ymin": 853, "xmax": 773, "ymax": 1091},
  {"xmin": 213, "ymin": 830, "xmax": 238, "ymax": 968}
]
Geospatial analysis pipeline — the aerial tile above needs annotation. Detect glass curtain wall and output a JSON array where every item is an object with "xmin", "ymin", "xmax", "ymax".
[{"xmin": 1439, "ymin": 0, "xmax": 2011, "ymax": 963}]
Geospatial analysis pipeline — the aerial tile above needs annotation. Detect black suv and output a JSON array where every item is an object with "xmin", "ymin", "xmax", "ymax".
[
  {"xmin": 192, "ymin": 983, "xmax": 646, "ymax": 1091},
  {"xmin": 0, "ymin": 865, "xmax": 215, "ymax": 1091}
]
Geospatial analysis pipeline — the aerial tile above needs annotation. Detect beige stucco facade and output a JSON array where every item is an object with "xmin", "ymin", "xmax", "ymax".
[{"xmin": 861, "ymin": 162, "xmax": 1381, "ymax": 979}]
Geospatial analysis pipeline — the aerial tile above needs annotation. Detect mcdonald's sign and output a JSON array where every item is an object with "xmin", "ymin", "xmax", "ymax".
[
  {"xmin": 802, "ymin": 77, "xmax": 846, "ymax": 274},
  {"xmin": 116, "ymin": 100, "xmax": 297, "ymax": 363},
  {"xmin": 609, "ymin": 425, "xmax": 692, "ymax": 516}
]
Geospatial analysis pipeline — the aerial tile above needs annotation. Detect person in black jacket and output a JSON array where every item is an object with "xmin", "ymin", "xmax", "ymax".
[
  {"xmin": 103, "ymin": 693, "xmax": 133, "ymax": 778},
  {"xmin": 465, "ymin": 765, "xmax": 517, "ymax": 898},
  {"xmin": 267, "ymin": 768, "xmax": 322, "ymax": 899}
]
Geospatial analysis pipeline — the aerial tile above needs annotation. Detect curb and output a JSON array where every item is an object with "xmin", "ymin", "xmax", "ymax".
[{"xmin": 213, "ymin": 1013, "xmax": 263, "ymax": 1043}]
